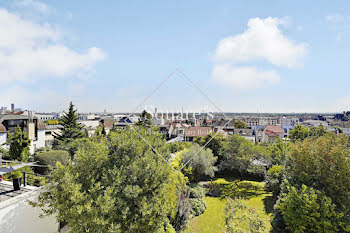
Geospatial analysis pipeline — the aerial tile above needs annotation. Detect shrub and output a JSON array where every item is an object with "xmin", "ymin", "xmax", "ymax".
[
  {"xmin": 265, "ymin": 165, "xmax": 284, "ymax": 197},
  {"xmin": 190, "ymin": 198, "xmax": 207, "ymax": 216},
  {"xmin": 207, "ymin": 178, "xmax": 230, "ymax": 197},
  {"xmin": 274, "ymin": 184, "xmax": 348, "ymax": 233},
  {"xmin": 34, "ymin": 150, "xmax": 69, "ymax": 175},
  {"xmin": 189, "ymin": 184, "xmax": 205, "ymax": 199}
]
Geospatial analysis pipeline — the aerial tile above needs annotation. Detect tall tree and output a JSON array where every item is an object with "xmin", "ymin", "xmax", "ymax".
[
  {"xmin": 6, "ymin": 125, "xmax": 31, "ymax": 161},
  {"xmin": 136, "ymin": 110, "xmax": 152, "ymax": 128},
  {"xmin": 32, "ymin": 128, "xmax": 187, "ymax": 232},
  {"xmin": 54, "ymin": 102, "xmax": 84, "ymax": 146},
  {"xmin": 234, "ymin": 120, "xmax": 247, "ymax": 129}
]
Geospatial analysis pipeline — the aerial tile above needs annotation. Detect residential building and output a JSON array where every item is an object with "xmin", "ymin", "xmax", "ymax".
[
  {"xmin": 184, "ymin": 126, "xmax": 212, "ymax": 141},
  {"xmin": 233, "ymin": 128, "xmax": 255, "ymax": 143},
  {"xmin": 0, "ymin": 114, "xmax": 45, "ymax": 154},
  {"xmin": 262, "ymin": 125, "xmax": 284, "ymax": 142}
]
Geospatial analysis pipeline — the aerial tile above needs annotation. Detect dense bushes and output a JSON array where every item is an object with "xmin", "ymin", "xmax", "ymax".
[
  {"xmin": 34, "ymin": 150, "xmax": 69, "ymax": 175},
  {"xmin": 274, "ymin": 184, "xmax": 347, "ymax": 233},
  {"xmin": 189, "ymin": 184, "xmax": 207, "ymax": 216},
  {"xmin": 265, "ymin": 165, "xmax": 284, "ymax": 197},
  {"xmin": 271, "ymin": 134, "xmax": 350, "ymax": 232}
]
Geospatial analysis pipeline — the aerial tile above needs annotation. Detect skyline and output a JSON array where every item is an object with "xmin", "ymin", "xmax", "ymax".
[{"xmin": 1, "ymin": 0, "xmax": 350, "ymax": 113}]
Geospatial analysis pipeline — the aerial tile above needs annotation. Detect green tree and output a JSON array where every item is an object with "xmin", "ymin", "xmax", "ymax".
[
  {"xmin": 32, "ymin": 128, "xmax": 186, "ymax": 233},
  {"xmin": 274, "ymin": 184, "xmax": 347, "ymax": 233},
  {"xmin": 194, "ymin": 132, "xmax": 225, "ymax": 161},
  {"xmin": 234, "ymin": 120, "xmax": 247, "ymax": 129},
  {"xmin": 54, "ymin": 102, "xmax": 84, "ymax": 147},
  {"xmin": 287, "ymin": 134, "xmax": 350, "ymax": 217},
  {"xmin": 136, "ymin": 110, "xmax": 153, "ymax": 128},
  {"xmin": 173, "ymin": 144, "xmax": 217, "ymax": 182},
  {"xmin": 288, "ymin": 124, "xmax": 309, "ymax": 142},
  {"xmin": 34, "ymin": 150, "xmax": 69, "ymax": 175},
  {"xmin": 220, "ymin": 135, "xmax": 267, "ymax": 177},
  {"xmin": 6, "ymin": 125, "xmax": 31, "ymax": 161}
]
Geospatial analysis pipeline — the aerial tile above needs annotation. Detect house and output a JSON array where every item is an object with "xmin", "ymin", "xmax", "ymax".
[
  {"xmin": 184, "ymin": 126, "xmax": 212, "ymax": 141},
  {"xmin": 282, "ymin": 125, "xmax": 294, "ymax": 139},
  {"xmin": 0, "ymin": 114, "xmax": 45, "ymax": 154},
  {"xmin": 213, "ymin": 119, "xmax": 235, "ymax": 134},
  {"xmin": 234, "ymin": 128, "xmax": 255, "ymax": 143},
  {"xmin": 262, "ymin": 125, "xmax": 284, "ymax": 142}
]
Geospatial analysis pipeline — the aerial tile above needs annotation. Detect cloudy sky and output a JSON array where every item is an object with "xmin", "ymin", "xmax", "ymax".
[{"xmin": 0, "ymin": 0, "xmax": 350, "ymax": 113}]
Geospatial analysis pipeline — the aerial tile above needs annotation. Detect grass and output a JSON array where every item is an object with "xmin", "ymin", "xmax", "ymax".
[
  {"xmin": 186, "ymin": 180, "xmax": 273, "ymax": 233},
  {"xmin": 186, "ymin": 197, "xmax": 226, "ymax": 233}
]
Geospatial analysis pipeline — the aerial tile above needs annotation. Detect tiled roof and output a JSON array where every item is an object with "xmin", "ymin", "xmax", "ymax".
[{"xmin": 264, "ymin": 125, "xmax": 283, "ymax": 136}]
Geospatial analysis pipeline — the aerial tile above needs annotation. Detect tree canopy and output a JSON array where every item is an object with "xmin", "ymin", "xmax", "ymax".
[
  {"xmin": 54, "ymin": 102, "xmax": 84, "ymax": 147},
  {"xmin": 6, "ymin": 125, "xmax": 31, "ymax": 161},
  {"xmin": 32, "ymin": 127, "xmax": 186, "ymax": 233}
]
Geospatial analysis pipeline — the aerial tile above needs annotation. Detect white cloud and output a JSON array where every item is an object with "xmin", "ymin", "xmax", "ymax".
[
  {"xmin": 212, "ymin": 64, "xmax": 280, "ymax": 90},
  {"xmin": 12, "ymin": 0, "xmax": 52, "ymax": 15},
  {"xmin": 214, "ymin": 17, "xmax": 307, "ymax": 68},
  {"xmin": 0, "ymin": 8, "xmax": 105, "ymax": 83}
]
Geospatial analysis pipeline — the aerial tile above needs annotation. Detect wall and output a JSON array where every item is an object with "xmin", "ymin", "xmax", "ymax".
[{"xmin": 0, "ymin": 184, "xmax": 58, "ymax": 233}]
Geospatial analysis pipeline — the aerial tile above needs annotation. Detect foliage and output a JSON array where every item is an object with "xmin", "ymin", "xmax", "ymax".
[
  {"xmin": 46, "ymin": 119, "xmax": 59, "ymax": 125},
  {"xmin": 188, "ymin": 184, "xmax": 207, "ymax": 217},
  {"xmin": 193, "ymin": 133, "xmax": 225, "ymax": 161},
  {"xmin": 225, "ymin": 197, "xmax": 266, "ymax": 233},
  {"xmin": 31, "ymin": 128, "xmax": 187, "ymax": 233},
  {"xmin": 190, "ymin": 198, "xmax": 207, "ymax": 216},
  {"xmin": 6, "ymin": 170, "xmax": 23, "ymax": 179},
  {"xmin": 220, "ymin": 134, "xmax": 267, "ymax": 177},
  {"xmin": 288, "ymin": 125, "xmax": 310, "ymax": 142},
  {"xmin": 274, "ymin": 184, "xmax": 348, "ymax": 233},
  {"xmin": 53, "ymin": 102, "xmax": 84, "ymax": 147},
  {"xmin": 265, "ymin": 165, "xmax": 284, "ymax": 197},
  {"xmin": 289, "ymin": 125, "xmax": 329, "ymax": 142},
  {"xmin": 135, "ymin": 110, "xmax": 152, "ymax": 128},
  {"xmin": 34, "ymin": 150, "xmax": 69, "ymax": 175},
  {"xmin": 207, "ymin": 178, "xmax": 230, "ymax": 197},
  {"xmin": 169, "ymin": 141, "xmax": 191, "ymax": 153},
  {"xmin": 234, "ymin": 120, "xmax": 247, "ymax": 129},
  {"xmin": 173, "ymin": 144, "xmax": 217, "ymax": 182},
  {"xmin": 6, "ymin": 125, "xmax": 31, "ymax": 161},
  {"xmin": 287, "ymin": 134, "xmax": 350, "ymax": 215},
  {"xmin": 221, "ymin": 181, "xmax": 265, "ymax": 199},
  {"xmin": 262, "ymin": 139, "xmax": 290, "ymax": 165}
]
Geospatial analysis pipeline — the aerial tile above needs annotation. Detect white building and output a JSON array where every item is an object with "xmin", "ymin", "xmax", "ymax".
[{"xmin": 0, "ymin": 114, "xmax": 46, "ymax": 154}]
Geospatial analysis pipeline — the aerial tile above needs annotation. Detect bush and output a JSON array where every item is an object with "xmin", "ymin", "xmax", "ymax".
[
  {"xmin": 189, "ymin": 184, "xmax": 205, "ymax": 199},
  {"xmin": 207, "ymin": 178, "xmax": 230, "ymax": 197},
  {"xmin": 190, "ymin": 198, "xmax": 207, "ymax": 216},
  {"xmin": 265, "ymin": 165, "xmax": 284, "ymax": 197},
  {"xmin": 34, "ymin": 150, "xmax": 69, "ymax": 175},
  {"xmin": 274, "ymin": 184, "xmax": 348, "ymax": 233}
]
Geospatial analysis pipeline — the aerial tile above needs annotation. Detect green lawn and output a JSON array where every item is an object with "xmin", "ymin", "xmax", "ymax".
[{"xmin": 186, "ymin": 181, "xmax": 273, "ymax": 233}]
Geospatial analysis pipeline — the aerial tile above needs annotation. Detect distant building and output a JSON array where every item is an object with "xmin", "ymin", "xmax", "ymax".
[
  {"xmin": 184, "ymin": 126, "xmax": 212, "ymax": 141},
  {"xmin": 0, "ymin": 113, "xmax": 45, "ymax": 154},
  {"xmin": 233, "ymin": 128, "xmax": 255, "ymax": 143},
  {"xmin": 262, "ymin": 125, "xmax": 284, "ymax": 142}
]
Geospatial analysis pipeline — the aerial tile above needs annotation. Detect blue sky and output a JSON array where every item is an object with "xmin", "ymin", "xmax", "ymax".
[{"xmin": 0, "ymin": 0, "xmax": 350, "ymax": 113}]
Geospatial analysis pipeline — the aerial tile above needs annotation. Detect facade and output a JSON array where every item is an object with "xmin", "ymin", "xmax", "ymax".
[
  {"xmin": 233, "ymin": 128, "xmax": 255, "ymax": 143},
  {"xmin": 184, "ymin": 126, "xmax": 212, "ymax": 141},
  {"xmin": 0, "ymin": 114, "xmax": 46, "ymax": 154}
]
